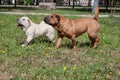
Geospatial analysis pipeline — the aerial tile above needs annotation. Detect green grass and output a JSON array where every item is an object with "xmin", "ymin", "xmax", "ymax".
[{"xmin": 0, "ymin": 11, "xmax": 120, "ymax": 80}]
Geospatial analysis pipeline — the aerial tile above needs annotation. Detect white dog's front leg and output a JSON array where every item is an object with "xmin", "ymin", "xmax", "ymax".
[{"xmin": 21, "ymin": 35, "xmax": 33, "ymax": 47}]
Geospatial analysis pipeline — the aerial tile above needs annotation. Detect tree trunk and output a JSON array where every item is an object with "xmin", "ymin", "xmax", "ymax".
[
  {"xmin": 105, "ymin": 0, "xmax": 109, "ymax": 11},
  {"xmin": 14, "ymin": 0, "xmax": 16, "ymax": 7},
  {"xmin": 36, "ymin": 0, "xmax": 39, "ymax": 5},
  {"xmin": 53, "ymin": 0, "xmax": 56, "ymax": 3},
  {"xmin": 72, "ymin": 0, "xmax": 75, "ymax": 8},
  {"xmin": 69, "ymin": 0, "xmax": 70, "ymax": 6},
  {"xmin": 88, "ymin": 0, "xmax": 91, "ymax": 6}
]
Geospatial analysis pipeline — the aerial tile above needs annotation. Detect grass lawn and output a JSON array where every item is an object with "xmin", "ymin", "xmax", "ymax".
[{"xmin": 0, "ymin": 9, "xmax": 120, "ymax": 80}]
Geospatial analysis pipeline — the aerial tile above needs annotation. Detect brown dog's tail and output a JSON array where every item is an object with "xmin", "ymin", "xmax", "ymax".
[{"xmin": 93, "ymin": 6, "xmax": 99, "ymax": 21}]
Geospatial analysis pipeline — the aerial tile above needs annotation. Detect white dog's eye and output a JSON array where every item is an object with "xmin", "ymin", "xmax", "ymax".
[{"xmin": 23, "ymin": 19, "xmax": 25, "ymax": 21}]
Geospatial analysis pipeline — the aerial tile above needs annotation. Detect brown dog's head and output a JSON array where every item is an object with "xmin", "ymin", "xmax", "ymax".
[{"xmin": 44, "ymin": 14, "xmax": 60, "ymax": 26}]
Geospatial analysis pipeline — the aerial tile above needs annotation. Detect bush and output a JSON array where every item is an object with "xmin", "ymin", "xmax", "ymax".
[{"xmin": 23, "ymin": 0, "xmax": 32, "ymax": 5}]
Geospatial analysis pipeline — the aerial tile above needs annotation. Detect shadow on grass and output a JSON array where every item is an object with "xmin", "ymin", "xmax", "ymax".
[
  {"xmin": 58, "ymin": 7, "xmax": 91, "ymax": 12},
  {"xmin": 62, "ymin": 41, "xmax": 90, "ymax": 49},
  {"xmin": 59, "ymin": 7, "xmax": 120, "ymax": 13},
  {"xmin": 0, "ymin": 6, "xmax": 120, "ymax": 13},
  {"xmin": 0, "ymin": 6, "xmax": 37, "ymax": 11}
]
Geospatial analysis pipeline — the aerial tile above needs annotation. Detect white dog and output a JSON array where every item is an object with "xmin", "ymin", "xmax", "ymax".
[{"xmin": 17, "ymin": 16, "xmax": 55, "ymax": 47}]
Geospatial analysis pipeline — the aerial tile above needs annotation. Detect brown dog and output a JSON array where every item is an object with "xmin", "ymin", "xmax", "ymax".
[{"xmin": 44, "ymin": 7, "xmax": 100, "ymax": 49}]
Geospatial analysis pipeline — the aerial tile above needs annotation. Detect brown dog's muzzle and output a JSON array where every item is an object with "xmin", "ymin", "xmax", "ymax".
[
  {"xmin": 44, "ymin": 15, "xmax": 57, "ymax": 26},
  {"xmin": 44, "ymin": 16, "xmax": 50, "ymax": 25}
]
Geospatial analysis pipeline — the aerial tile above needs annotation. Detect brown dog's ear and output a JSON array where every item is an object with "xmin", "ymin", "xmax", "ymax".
[{"xmin": 54, "ymin": 14, "xmax": 60, "ymax": 21}]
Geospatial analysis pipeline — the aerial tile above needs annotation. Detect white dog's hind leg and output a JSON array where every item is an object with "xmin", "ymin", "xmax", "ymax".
[
  {"xmin": 21, "ymin": 35, "xmax": 33, "ymax": 47},
  {"xmin": 46, "ymin": 33, "xmax": 55, "ymax": 43}
]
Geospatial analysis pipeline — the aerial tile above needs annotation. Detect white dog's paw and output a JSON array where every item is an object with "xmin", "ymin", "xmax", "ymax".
[
  {"xmin": 21, "ymin": 44, "xmax": 26, "ymax": 47},
  {"xmin": 52, "ymin": 40, "xmax": 55, "ymax": 43}
]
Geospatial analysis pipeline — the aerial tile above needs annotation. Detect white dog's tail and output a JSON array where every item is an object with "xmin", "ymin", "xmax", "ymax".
[{"xmin": 93, "ymin": 7, "xmax": 99, "ymax": 21}]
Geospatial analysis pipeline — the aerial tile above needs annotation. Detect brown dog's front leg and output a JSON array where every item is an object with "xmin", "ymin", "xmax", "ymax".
[
  {"xmin": 71, "ymin": 35, "xmax": 77, "ymax": 49},
  {"xmin": 55, "ymin": 37, "xmax": 63, "ymax": 48},
  {"xmin": 55, "ymin": 33, "xmax": 63, "ymax": 48}
]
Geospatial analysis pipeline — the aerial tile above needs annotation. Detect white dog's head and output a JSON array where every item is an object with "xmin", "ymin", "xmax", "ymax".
[{"xmin": 17, "ymin": 16, "xmax": 31, "ymax": 28}]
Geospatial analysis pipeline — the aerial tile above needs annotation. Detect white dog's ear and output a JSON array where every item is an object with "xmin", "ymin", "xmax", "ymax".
[{"xmin": 27, "ymin": 19, "xmax": 32, "ymax": 26}]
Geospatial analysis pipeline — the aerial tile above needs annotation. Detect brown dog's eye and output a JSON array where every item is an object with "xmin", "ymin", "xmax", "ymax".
[{"xmin": 51, "ymin": 16, "xmax": 54, "ymax": 18}]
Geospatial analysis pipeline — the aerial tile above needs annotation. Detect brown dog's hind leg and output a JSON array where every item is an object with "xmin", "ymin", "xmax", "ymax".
[
  {"xmin": 88, "ymin": 35, "xmax": 99, "ymax": 48},
  {"xmin": 71, "ymin": 35, "xmax": 77, "ymax": 49}
]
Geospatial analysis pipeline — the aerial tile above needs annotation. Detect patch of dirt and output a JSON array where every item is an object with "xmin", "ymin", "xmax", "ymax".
[
  {"xmin": 109, "ymin": 49, "xmax": 120, "ymax": 57},
  {"xmin": 0, "ymin": 72, "xmax": 13, "ymax": 80},
  {"xmin": 48, "ymin": 49, "xmax": 86, "ymax": 66}
]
